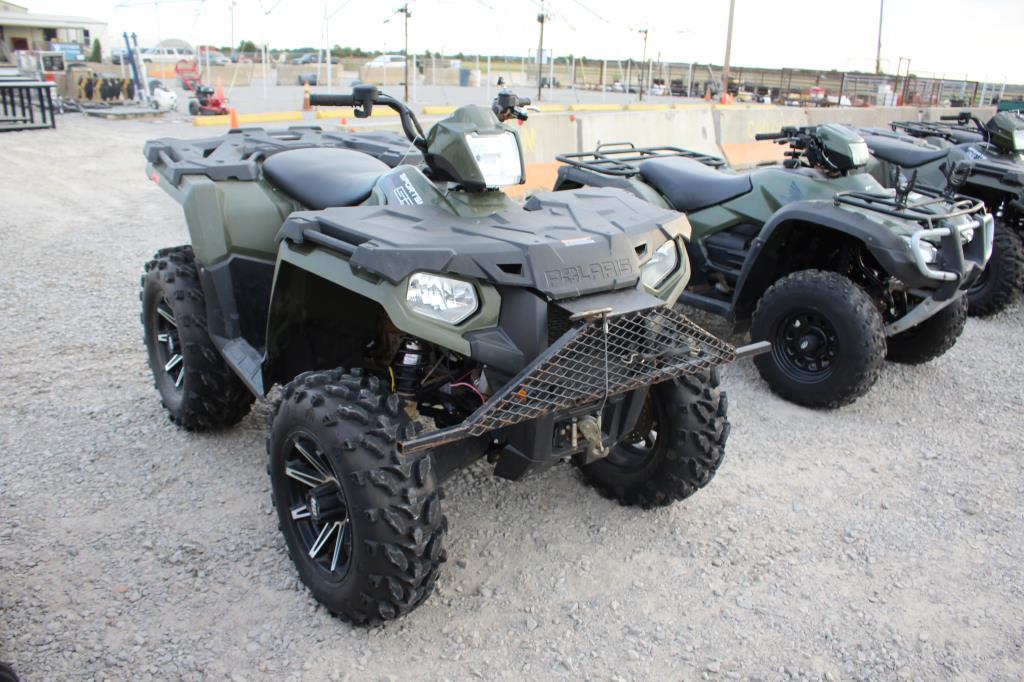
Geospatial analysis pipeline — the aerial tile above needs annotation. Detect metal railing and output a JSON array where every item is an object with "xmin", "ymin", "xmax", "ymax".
[{"xmin": 0, "ymin": 80, "xmax": 57, "ymax": 132}]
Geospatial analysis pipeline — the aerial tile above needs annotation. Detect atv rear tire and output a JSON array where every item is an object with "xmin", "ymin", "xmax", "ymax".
[
  {"xmin": 886, "ymin": 295, "xmax": 968, "ymax": 364},
  {"xmin": 578, "ymin": 369, "xmax": 729, "ymax": 509},
  {"xmin": 141, "ymin": 245, "xmax": 254, "ymax": 430},
  {"xmin": 751, "ymin": 269, "xmax": 885, "ymax": 409},
  {"xmin": 269, "ymin": 369, "xmax": 446, "ymax": 625},
  {"xmin": 965, "ymin": 222, "xmax": 1024, "ymax": 317},
  {"xmin": 188, "ymin": 100, "xmax": 200, "ymax": 116}
]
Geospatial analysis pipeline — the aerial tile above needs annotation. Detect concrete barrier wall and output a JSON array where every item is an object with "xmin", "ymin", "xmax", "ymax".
[
  {"xmin": 576, "ymin": 107, "xmax": 720, "ymax": 156},
  {"xmin": 517, "ymin": 113, "xmax": 579, "ymax": 164}
]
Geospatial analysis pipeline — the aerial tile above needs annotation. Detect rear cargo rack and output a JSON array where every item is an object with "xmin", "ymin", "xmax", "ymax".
[
  {"xmin": 399, "ymin": 305, "xmax": 735, "ymax": 455},
  {"xmin": 889, "ymin": 120, "xmax": 980, "ymax": 143},
  {"xmin": 143, "ymin": 126, "xmax": 421, "ymax": 185},
  {"xmin": 556, "ymin": 142, "xmax": 726, "ymax": 177}
]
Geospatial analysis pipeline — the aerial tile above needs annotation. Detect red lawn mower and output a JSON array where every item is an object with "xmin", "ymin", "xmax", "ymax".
[{"xmin": 176, "ymin": 60, "xmax": 229, "ymax": 116}]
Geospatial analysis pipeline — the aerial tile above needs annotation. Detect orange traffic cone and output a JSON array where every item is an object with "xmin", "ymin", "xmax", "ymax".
[
  {"xmin": 229, "ymin": 107, "xmax": 240, "ymax": 128},
  {"xmin": 302, "ymin": 83, "xmax": 312, "ymax": 111}
]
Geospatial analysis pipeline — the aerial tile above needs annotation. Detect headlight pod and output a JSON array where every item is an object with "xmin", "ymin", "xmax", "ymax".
[
  {"xmin": 641, "ymin": 239, "xmax": 680, "ymax": 289},
  {"xmin": 406, "ymin": 273, "xmax": 479, "ymax": 324}
]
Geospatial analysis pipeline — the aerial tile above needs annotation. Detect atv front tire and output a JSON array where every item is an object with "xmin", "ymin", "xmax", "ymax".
[
  {"xmin": 886, "ymin": 295, "xmax": 968, "ymax": 364},
  {"xmin": 269, "ymin": 369, "xmax": 446, "ymax": 625},
  {"xmin": 751, "ymin": 269, "xmax": 885, "ymax": 409},
  {"xmin": 578, "ymin": 369, "xmax": 729, "ymax": 509},
  {"xmin": 965, "ymin": 222, "xmax": 1024, "ymax": 317},
  {"xmin": 141, "ymin": 246, "xmax": 254, "ymax": 430}
]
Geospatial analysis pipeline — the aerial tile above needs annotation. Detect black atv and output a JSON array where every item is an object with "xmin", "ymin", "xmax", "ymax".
[{"xmin": 140, "ymin": 85, "xmax": 761, "ymax": 624}]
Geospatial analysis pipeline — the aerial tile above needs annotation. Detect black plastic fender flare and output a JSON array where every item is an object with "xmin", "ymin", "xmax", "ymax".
[{"xmin": 729, "ymin": 200, "xmax": 922, "ymax": 321}]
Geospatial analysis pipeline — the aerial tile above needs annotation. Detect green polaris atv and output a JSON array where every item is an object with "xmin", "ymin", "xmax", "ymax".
[
  {"xmin": 555, "ymin": 124, "xmax": 993, "ymax": 408},
  {"xmin": 857, "ymin": 112, "xmax": 1024, "ymax": 315},
  {"xmin": 140, "ymin": 85, "xmax": 761, "ymax": 624}
]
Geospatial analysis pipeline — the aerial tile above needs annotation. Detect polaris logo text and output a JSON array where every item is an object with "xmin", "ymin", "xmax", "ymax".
[{"xmin": 544, "ymin": 259, "xmax": 633, "ymax": 286}]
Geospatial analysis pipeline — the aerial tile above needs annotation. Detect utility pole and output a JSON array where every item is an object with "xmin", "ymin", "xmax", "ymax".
[
  {"xmin": 229, "ymin": 0, "xmax": 236, "ymax": 55},
  {"xmin": 536, "ymin": 2, "xmax": 546, "ymax": 101},
  {"xmin": 721, "ymin": 0, "xmax": 735, "ymax": 102},
  {"xmin": 401, "ymin": 3, "xmax": 411, "ymax": 102},
  {"xmin": 875, "ymin": 0, "xmax": 884, "ymax": 75},
  {"xmin": 638, "ymin": 28, "xmax": 648, "ymax": 101}
]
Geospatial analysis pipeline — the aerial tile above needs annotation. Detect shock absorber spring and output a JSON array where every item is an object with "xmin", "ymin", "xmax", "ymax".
[{"xmin": 391, "ymin": 337, "xmax": 428, "ymax": 396}]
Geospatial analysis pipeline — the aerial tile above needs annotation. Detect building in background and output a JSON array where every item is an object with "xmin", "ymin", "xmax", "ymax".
[{"xmin": 0, "ymin": 1, "xmax": 109, "ymax": 62}]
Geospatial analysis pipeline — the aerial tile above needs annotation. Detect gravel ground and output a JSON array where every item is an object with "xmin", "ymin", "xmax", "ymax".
[{"xmin": 1, "ymin": 116, "xmax": 1023, "ymax": 682}]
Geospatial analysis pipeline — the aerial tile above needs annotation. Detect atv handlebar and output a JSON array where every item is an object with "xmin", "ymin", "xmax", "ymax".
[
  {"xmin": 755, "ymin": 131, "xmax": 788, "ymax": 141},
  {"xmin": 939, "ymin": 115, "xmax": 959, "ymax": 121},
  {"xmin": 309, "ymin": 93, "xmax": 355, "ymax": 107},
  {"xmin": 311, "ymin": 84, "xmax": 427, "ymax": 151}
]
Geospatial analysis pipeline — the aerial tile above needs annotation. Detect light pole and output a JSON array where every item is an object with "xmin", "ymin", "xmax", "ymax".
[
  {"xmin": 536, "ymin": 3, "xmax": 547, "ymax": 101},
  {"xmin": 401, "ymin": 3, "xmax": 411, "ymax": 102},
  {"xmin": 721, "ymin": 0, "xmax": 735, "ymax": 102},
  {"xmin": 638, "ymin": 28, "xmax": 648, "ymax": 101},
  {"xmin": 875, "ymin": 0, "xmax": 884, "ymax": 75}
]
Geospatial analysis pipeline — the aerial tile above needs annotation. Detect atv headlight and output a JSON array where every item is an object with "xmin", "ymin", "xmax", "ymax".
[
  {"xmin": 465, "ymin": 131, "xmax": 522, "ymax": 187},
  {"xmin": 1013, "ymin": 129, "xmax": 1024, "ymax": 151},
  {"xmin": 849, "ymin": 140, "xmax": 870, "ymax": 167},
  {"xmin": 903, "ymin": 236, "xmax": 939, "ymax": 264},
  {"xmin": 641, "ymin": 239, "xmax": 680, "ymax": 289},
  {"xmin": 406, "ymin": 273, "xmax": 479, "ymax": 324}
]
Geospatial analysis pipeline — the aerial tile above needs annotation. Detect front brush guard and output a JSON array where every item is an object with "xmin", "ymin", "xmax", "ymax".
[{"xmin": 399, "ymin": 304, "xmax": 737, "ymax": 455}]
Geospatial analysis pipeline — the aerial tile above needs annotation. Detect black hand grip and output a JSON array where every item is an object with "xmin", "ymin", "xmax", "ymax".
[
  {"xmin": 755, "ymin": 132, "xmax": 785, "ymax": 140},
  {"xmin": 518, "ymin": 97, "xmax": 532, "ymax": 106},
  {"xmin": 940, "ymin": 115, "xmax": 959, "ymax": 121},
  {"xmin": 309, "ymin": 94, "xmax": 355, "ymax": 107}
]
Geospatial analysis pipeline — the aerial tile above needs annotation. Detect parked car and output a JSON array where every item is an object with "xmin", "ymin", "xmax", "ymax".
[
  {"xmin": 366, "ymin": 54, "xmax": 406, "ymax": 69},
  {"xmin": 141, "ymin": 46, "xmax": 195, "ymax": 64},
  {"xmin": 110, "ymin": 48, "xmax": 127, "ymax": 65},
  {"xmin": 292, "ymin": 53, "xmax": 337, "ymax": 65},
  {"xmin": 199, "ymin": 50, "xmax": 230, "ymax": 66}
]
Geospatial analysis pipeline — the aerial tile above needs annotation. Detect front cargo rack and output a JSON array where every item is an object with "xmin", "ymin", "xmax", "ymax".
[
  {"xmin": 556, "ymin": 142, "xmax": 726, "ymax": 177},
  {"xmin": 399, "ymin": 305, "xmax": 735, "ymax": 455},
  {"xmin": 833, "ymin": 186, "xmax": 985, "ymax": 225}
]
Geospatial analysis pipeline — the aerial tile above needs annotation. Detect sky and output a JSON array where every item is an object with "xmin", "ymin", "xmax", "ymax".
[{"xmin": 24, "ymin": 0, "xmax": 1024, "ymax": 83}]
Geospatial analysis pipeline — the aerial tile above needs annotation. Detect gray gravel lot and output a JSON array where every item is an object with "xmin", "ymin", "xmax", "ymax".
[{"xmin": 1, "ymin": 115, "xmax": 1023, "ymax": 681}]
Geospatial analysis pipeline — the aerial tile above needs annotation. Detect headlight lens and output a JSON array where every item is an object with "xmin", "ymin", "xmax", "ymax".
[
  {"xmin": 903, "ymin": 236, "xmax": 939, "ymax": 264},
  {"xmin": 465, "ymin": 131, "xmax": 523, "ymax": 187},
  {"xmin": 406, "ymin": 273, "xmax": 479, "ymax": 324},
  {"xmin": 641, "ymin": 239, "xmax": 680, "ymax": 289},
  {"xmin": 848, "ymin": 140, "xmax": 870, "ymax": 167},
  {"xmin": 1012, "ymin": 129, "xmax": 1024, "ymax": 151}
]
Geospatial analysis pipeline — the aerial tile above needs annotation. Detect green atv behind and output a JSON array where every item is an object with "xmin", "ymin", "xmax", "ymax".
[
  {"xmin": 140, "ymin": 86, "xmax": 761, "ymax": 624},
  {"xmin": 555, "ymin": 124, "xmax": 992, "ymax": 408},
  {"xmin": 858, "ymin": 111, "xmax": 1024, "ymax": 315}
]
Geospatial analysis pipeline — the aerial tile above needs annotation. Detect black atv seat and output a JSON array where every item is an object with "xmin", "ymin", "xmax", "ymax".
[
  {"xmin": 262, "ymin": 147, "xmax": 389, "ymax": 209},
  {"xmin": 861, "ymin": 134, "xmax": 949, "ymax": 168},
  {"xmin": 638, "ymin": 156, "xmax": 752, "ymax": 213}
]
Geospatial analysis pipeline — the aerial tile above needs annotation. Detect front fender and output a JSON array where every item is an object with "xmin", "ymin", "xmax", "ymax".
[
  {"xmin": 262, "ymin": 242, "xmax": 501, "ymax": 386},
  {"xmin": 731, "ymin": 200, "xmax": 916, "ymax": 320}
]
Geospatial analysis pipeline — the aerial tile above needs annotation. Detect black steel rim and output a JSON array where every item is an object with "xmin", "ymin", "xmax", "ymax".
[
  {"xmin": 152, "ymin": 296, "xmax": 185, "ymax": 395},
  {"xmin": 282, "ymin": 433, "xmax": 353, "ymax": 581},
  {"xmin": 772, "ymin": 309, "xmax": 839, "ymax": 383},
  {"xmin": 604, "ymin": 392, "xmax": 664, "ymax": 471}
]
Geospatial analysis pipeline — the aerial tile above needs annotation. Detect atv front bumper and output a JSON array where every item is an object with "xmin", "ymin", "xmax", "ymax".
[{"xmin": 399, "ymin": 303, "xmax": 737, "ymax": 474}]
